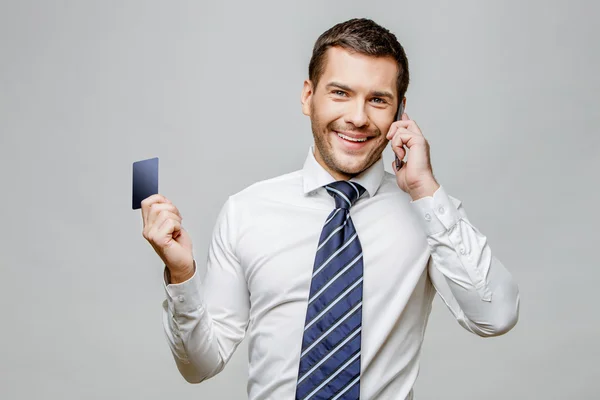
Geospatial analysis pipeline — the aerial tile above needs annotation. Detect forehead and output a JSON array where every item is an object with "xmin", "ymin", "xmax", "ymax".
[{"xmin": 318, "ymin": 46, "xmax": 398, "ymax": 95}]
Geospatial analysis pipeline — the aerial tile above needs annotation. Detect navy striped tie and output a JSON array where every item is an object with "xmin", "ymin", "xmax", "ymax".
[{"xmin": 295, "ymin": 180, "xmax": 367, "ymax": 400}]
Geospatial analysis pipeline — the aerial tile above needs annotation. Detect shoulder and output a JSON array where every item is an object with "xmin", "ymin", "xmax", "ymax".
[
  {"xmin": 229, "ymin": 169, "xmax": 304, "ymax": 205},
  {"xmin": 213, "ymin": 169, "xmax": 302, "ymax": 224}
]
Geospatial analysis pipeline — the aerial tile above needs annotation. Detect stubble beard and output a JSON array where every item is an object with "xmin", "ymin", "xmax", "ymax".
[{"xmin": 310, "ymin": 110, "xmax": 386, "ymax": 179}]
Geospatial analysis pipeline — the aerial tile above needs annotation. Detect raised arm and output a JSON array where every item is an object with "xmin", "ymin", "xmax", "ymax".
[
  {"xmin": 142, "ymin": 194, "xmax": 249, "ymax": 383},
  {"xmin": 411, "ymin": 186, "xmax": 520, "ymax": 337}
]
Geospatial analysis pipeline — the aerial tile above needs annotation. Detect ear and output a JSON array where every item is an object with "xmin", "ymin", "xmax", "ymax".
[{"xmin": 301, "ymin": 79, "xmax": 314, "ymax": 116}]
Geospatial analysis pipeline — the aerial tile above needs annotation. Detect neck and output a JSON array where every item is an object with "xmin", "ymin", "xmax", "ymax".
[{"xmin": 313, "ymin": 149, "xmax": 354, "ymax": 181}]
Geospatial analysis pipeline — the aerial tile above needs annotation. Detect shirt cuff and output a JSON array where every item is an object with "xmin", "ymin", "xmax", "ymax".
[
  {"xmin": 163, "ymin": 260, "xmax": 203, "ymax": 314},
  {"xmin": 410, "ymin": 185, "xmax": 461, "ymax": 236}
]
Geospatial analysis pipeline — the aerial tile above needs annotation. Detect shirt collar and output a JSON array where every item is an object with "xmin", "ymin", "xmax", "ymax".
[{"xmin": 301, "ymin": 146, "xmax": 385, "ymax": 198}]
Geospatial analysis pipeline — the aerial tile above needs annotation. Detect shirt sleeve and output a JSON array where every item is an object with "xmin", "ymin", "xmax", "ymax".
[
  {"xmin": 410, "ymin": 185, "xmax": 520, "ymax": 337},
  {"xmin": 161, "ymin": 196, "xmax": 250, "ymax": 383}
]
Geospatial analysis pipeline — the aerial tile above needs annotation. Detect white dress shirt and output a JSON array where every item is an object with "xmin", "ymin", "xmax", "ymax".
[{"xmin": 161, "ymin": 146, "xmax": 520, "ymax": 400}]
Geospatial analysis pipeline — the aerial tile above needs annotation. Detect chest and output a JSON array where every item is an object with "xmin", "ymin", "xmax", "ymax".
[{"xmin": 236, "ymin": 197, "xmax": 430, "ymax": 311}]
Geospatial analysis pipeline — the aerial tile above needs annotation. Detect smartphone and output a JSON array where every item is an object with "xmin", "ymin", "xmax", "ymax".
[{"xmin": 394, "ymin": 102, "xmax": 405, "ymax": 170}]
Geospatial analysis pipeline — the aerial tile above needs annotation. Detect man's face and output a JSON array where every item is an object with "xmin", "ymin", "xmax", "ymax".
[{"xmin": 302, "ymin": 46, "xmax": 404, "ymax": 180}]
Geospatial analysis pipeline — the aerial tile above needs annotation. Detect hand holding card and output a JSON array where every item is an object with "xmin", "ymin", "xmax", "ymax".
[{"xmin": 134, "ymin": 157, "xmax": 195, "ymax": 283}]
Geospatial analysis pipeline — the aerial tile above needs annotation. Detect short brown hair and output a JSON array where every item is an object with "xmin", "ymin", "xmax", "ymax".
[{"xmin": 308, "ymin": 18, "xmax": 410, "ymax": 103}]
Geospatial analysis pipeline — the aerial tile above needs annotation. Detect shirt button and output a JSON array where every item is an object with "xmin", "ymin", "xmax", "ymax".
[
  {"xmin": 460, "ymin": 247, "xmax": 466, "ymax": 255},
  {"xmin": 425, "ymin": 213, "xmax": 431, "ymax": 221},
  {"xmin": 178, "ymin": 295, "xmax": 184, "ymax": 303},
  {"xmin": 438, "ymin": 207, "xmax": 445, "ymax": 214}
]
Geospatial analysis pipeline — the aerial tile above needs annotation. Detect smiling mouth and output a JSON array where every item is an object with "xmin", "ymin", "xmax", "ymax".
[{"xmin": 335, "ymin": 132, "xmax": 371, "ymax": 142}]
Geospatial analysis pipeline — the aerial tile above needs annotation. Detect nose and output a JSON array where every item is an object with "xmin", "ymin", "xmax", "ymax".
[{"xmin": 344, "ymin": 103, "xmax": 369, "ymax": 128}]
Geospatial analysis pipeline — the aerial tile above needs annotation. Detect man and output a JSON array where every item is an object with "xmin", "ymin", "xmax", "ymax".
[{"xmin": 141, "ymin": 18, "xmax": 520, "ymax": 400}]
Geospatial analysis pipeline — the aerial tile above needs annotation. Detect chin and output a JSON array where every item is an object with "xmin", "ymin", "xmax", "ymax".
[{"xmin": 331, "ymin": 154, "xmax": 370, "ymax": 176}]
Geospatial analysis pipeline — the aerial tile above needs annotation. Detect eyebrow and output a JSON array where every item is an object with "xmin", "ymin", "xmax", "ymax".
[{"xmin": 326, "ymin": 81, "xmax": 395, "ymax": 101}]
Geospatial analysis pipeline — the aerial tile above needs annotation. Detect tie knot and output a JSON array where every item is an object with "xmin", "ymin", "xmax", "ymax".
[{"xmin": 325, "ymin": 181, "xmax": 366, "ymax": 210}]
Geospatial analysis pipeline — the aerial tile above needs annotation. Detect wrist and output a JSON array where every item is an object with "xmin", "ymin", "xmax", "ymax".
[
  {"xmin": 409, "ymin": 179, "xmax": 440, "ymax": 201},
  {"xmin": 167, "ymin": 261, "xmax": 196, "ymax": 284}
]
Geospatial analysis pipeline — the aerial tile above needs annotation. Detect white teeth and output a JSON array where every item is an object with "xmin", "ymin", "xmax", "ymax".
[{"xmin": 337, "ymin": 133, "xmax": 368, "ymax": 142}]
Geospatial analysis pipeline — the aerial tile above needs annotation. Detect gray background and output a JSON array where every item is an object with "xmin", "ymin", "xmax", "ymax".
[{"xmin": 1, "ymin": 0, "xmax": 598, "ymax": 399}]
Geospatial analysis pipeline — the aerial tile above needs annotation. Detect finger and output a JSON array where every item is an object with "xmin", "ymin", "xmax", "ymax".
[
  {"xmin": 153, "ymin": 209, "xmax": 182, "ymax": 230},
  {"xmin": 145, "ymin": 211, "xmax": 182, "ymax": 246},
  {"xmin": 146, "ymin": 217, "xmax": 174, "ymax": 250},
  {"xmin": 386, "ymin": 120, "xmax": 415, "ymax": 139},
  {"xmin": 391, "ymin": 134, "xmax": 407, "ymax": 161},
  {"xmin": 386, "ymin": 121, "xmax": 401, "ymax": 140},
  {"xmin": 156, "ymin": 217, "xmax": 182, "ymax": 246},
  {"xmin": 391, "ymin": 136, "xmax": 406, "ymax": 160},
  {"xmin": 152, "ymin": 204, "xmax": 181, "ymax": 219},
  {"xmin": 144, "ymin": 210, "xmax": 182, "ymax": 240},
  {"xmin": 391, "ymin": 131, "xmax": 427, "ymax": 150},
  {"xmin": 141, "ymin": 194, "xmax": 172, "ymax": 226},
  {"xmin": 390, "ymin": 127, "xmax": 417, "ymax": 151},
  {"xmin": 388, "ymin": 117, "xmax": 423, "ymax": 137},
  {"xmin": 147, "ymin": 204, "xmax": 182, "ymax": 228}
]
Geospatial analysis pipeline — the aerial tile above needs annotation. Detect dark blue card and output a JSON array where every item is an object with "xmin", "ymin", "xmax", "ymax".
[{"xmin": 132, "ymin": 157, "xmax": 159, "ymax": 209}]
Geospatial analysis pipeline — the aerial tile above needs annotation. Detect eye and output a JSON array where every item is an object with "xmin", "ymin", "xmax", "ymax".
[
  {"xmin": 332, "ymin": 90, "xmax": 347, "ymax": 97},
  {"xmin": 371, "ymin": 97, "xmax": 387, "ymax": 104}
]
